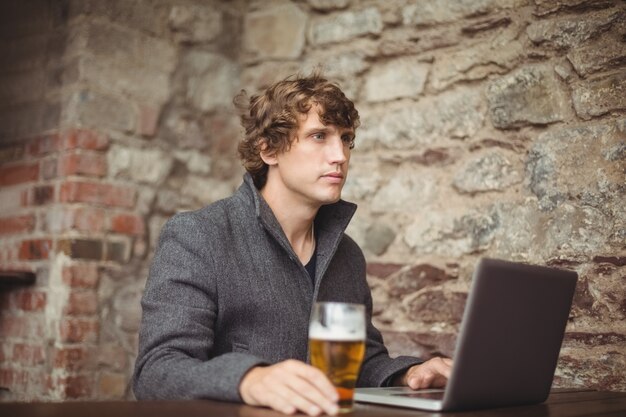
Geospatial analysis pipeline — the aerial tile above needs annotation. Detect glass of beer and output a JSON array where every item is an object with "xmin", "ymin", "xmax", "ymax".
[{"xmin": 309, "ymin": 302, "xmax": 366, "ymax": 413}]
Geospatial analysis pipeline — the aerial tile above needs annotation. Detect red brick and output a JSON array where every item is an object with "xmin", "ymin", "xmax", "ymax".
[
  {"xmin": 12, "ymin": 289, "xmax": 47, "ymax": 311},
  {"xmin": 0, "ymin": 315, "xmax": 23, "ymax": 338},
  {"xmin": 98, "ymin": 372, "xmax": 126, "ymax": 398},
  {"xmin": 18, "ymin": 239, "xmax": 52, "ymax": 260},
  {"xmin": 61, "ymin": 151, "xmax": 107, "ymax": 177},
  {"xmin": 0, "ymin": 163, "xmax": 39, "ymax": 186},
  {"xmin": 110, "ymin": 213, "xmax": 145, "ymax": 235},
  {"xmin": 22, "ymin": 185, "xmax": 55, "ymax": 206},
  {"xmin": 0, "ymin": 145, "xmax": 25, "ymax": 164},
  {"xmin": 58, "ymin": 239, "xmax": 104, "ymax": 261},
  {"xmin": 53, "ymin": 346, "xmax": 93, "ymax": 371},
  {"xmin": 27, "ymin": 133, "xmax": 61, "ymax": 157},
  {"xmin": 73, "ymin": 207, "xmax": 106, "ymax": 233},
  {"xmin": 60, "ymin": 181, "xmax": 136, "ymax": 208},
  {"xmin": 57, "ymin": 374, "xmax": 93, "ymax": 399},
  {"xmin": 63, "ymin": 290, "xmax": 98, "ymax": 316},
  {"xmin": 0, "ymin": 215, "xmax": 35, "ymax": 235},
  {"xmin": 12, "ymin": 343, "xmax": 46, "ymax": 366},
  {"xmin": 366, "ymin": 262, "xmax": 404, "ymax": 279},
  {"xmin": 62, "ymin": 263, "xmax": 99, "ymax": 289},
  {"xmin": 63, "ymin": 129, "xmax": 109, "ymax": 151},
  {"xmin": 137, "ymin": 105, "xmax": 160, "ymax": 137},
  {"xmin": 59, "ymin": 318, "xmax": 99, "ymax": 343},
  {"xmin": 41, "ymin": 157, "xmax": 58, "ymax": 180},
  {"xmin": 97, "ymin": 343, "xmax": 128, "ymax": 371}
]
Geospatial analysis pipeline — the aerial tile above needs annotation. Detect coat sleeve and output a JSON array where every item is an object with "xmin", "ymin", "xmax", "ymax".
[
  {"xmin": 346, "ymin": 239, "xmax": 423, "ymax": 387},
  {"xmin": 357, "ymin": 287, "xmax": 424, "ymax": 387},
  {"xmin": 132, "ymin": 213, "xmax": 268, "ymax": 401}
]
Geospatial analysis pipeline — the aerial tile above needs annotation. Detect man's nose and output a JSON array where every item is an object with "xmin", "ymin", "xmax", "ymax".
[{"xmin": 327, "ymin": 135, "xmax": 348, "ymax": 164}]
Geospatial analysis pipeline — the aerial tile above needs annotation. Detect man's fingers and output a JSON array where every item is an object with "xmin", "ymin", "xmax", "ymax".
[
  {"xmin": 406, "ymin": 357, "xmax": 454, "ymax": 389},
  {"xmin": 239, "ymin": 361, "xmax": 339, "ymax": 416},
  {"xmin": 292, "ymin": 361, "xmax": 339, "ymax": 401}
]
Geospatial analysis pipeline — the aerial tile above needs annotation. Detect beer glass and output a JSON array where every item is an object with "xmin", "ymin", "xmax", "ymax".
[{"xmin": 309, "ymin": 302, "xmax": 366, "ymax": 413}]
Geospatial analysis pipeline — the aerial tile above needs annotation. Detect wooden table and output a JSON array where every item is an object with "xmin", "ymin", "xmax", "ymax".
[{"xmin": 2, "ymin": 390, "xmax": 625, "ymax": 417}]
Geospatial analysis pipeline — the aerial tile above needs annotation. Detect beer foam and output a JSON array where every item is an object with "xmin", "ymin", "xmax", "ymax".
[{"xmin": 309, "ymin": 322, "xmax": 365, "ymax": 341}]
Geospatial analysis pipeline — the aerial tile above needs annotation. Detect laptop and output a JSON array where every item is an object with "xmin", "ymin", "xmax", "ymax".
[{"xmin": 355, "ymin": 258, "xmax": 578, "ymax": 411}]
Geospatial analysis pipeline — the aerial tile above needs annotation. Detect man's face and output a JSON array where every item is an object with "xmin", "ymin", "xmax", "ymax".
[{"xmin": 263, "ymin": 106, "xmax": 355, "ymax": 209}]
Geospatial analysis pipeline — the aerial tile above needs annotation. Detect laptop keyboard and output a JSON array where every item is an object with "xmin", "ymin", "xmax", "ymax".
[{"xmin": 391, "ymin": 390, "xmax": 445, "ymax": 400}]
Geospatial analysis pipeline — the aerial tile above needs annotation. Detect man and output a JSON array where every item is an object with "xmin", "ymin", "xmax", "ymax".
[{"xmin": 133, "ymin": 74, "xmax": 452, "ymax": 416}]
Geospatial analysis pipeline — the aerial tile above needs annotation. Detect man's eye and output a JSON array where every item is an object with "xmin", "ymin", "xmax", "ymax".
[
  {"xmin": 342, "ymin": 135, "xmax": 355, "ymax": 148},
  {"xmin": 312, "ymin": 133, "xmax": 325, "ymax": 140}
]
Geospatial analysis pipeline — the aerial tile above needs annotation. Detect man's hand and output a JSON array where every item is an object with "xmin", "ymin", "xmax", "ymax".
[
  {"xmin": 396, "ymin": 357, "xmax": 453, "ymax": 389},
  {"xmin": 239, "ymin": 360, "xmax": 339, "ymax": 416}
]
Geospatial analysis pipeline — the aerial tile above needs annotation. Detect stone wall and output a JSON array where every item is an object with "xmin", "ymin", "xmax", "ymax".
[{"xmin": 0, "ymin": 0, "xmax": 624, "ymax": 401}]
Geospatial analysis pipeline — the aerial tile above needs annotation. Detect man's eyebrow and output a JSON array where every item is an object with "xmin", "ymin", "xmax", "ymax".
[{"xmin": 302, "ymin": 126, "xmax": 331, "ymax": 135}]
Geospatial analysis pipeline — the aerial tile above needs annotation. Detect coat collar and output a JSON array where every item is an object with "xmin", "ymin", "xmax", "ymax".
[{"xmin": 238, "ymin": 173, "xmax": 357, "ymax": 282}]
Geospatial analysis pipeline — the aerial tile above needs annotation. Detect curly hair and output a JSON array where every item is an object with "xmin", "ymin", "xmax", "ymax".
[{"xmin": 235, "ymin": 73, "xmax": 360, "ymax": 189}]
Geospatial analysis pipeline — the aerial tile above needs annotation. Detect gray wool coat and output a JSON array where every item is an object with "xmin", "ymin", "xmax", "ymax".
[{"xmin": 132, "ymin": 174, "xmax": 422, "ymax": 401}]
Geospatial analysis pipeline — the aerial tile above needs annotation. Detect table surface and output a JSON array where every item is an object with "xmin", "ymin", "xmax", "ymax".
[{"xmin": 2, "ymin": 390, "xmax": 626, "ymax": 417}]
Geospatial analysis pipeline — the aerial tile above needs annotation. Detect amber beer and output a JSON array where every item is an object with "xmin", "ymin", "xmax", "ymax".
[{"xmin": 309, "ymin": 303, "xmax": 366, "ymax": 413}]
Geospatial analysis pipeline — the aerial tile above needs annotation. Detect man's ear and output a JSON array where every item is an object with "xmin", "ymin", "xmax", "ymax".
[{"xmin": 259, "ymin": 138, "xmax": 278, "ymax": 166}]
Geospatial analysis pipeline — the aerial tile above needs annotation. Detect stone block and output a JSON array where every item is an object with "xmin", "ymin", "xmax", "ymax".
[
  {"xmin": 453, "ymin": 150, "xmax": 522, "ymax": 193},
  {"xmin": 184, "ymin": 51, "xmax": 239, "ymax": 112},
  {"xmin": 180, "ymin": 176, "xmax": 234, "ymax": 206},
  {"xmin": 304, "ymin": 49, "xmax": 370, "ymax": 80},
  {"xmin": 406, "ymin": 290, "xmax": 467, "ymax": 324},
  {"xmin": 363, "ymin": 222, "xmax": 396, "ymax": 256},
  {"xmin": 567, "ymin": 34, "xmax": 626, "ymax": 77},
  {"xmin": 487, "ymin": 64, "xmax": 571, "ymax": 129},
  {"xmin": 431, "ymin": 36, "xmax": 523, "ymax": 91},
  {"xmin": 378, "ymin": 26, "xmax": 461, "ymax": 57},
  {"xmin": 66, "ymin": 90, "xmax": 136, "ymax": 133},
  {"xmin": 173, "ymin": 150, "xmax": 211, "ymax": 175},
  {"xmin": 533, "ymin": 0, "xmax": 617, "ymax": 17},
  {"xmin": 364, "ymin": 57, "xmax": 429, "ymax": 102},
  {"xmin": 85, "ymin": 20, "xmax": 176, "ymax": 73},
  {"xmin": 308, "ymin": 7, "xmax": 382, "ymax": 46},
  {"xmin": 405, "ymin": 207, "xmax": 500, "ymax": 257},
  {"xmin": 526, "ymin": 8, "xmax": 622, "ymax": 50},
  {"xmin": 308, "ymin": 0, "xmax": 350, "ymax": 11},
  {"xmin": 86, "ymin": 0, "xmax": 170, "ymax": 38},
  {"xmin": 402, "ymin": 0, "xmax": 524, "ymax": 26},
  {"xmin": 388, "ymin": 264, "xmax": 456, "ymax": 298},
  {"xmin": 371, "ymin": 167, "xmax": 437, "ymax": 213},
  {"xmin": 572, "ymin": 72, "xmax": 626, "ymax": 119},
  {"xmin": 107, "ymin": 145, "xmax": 173, "ymax": 185},
  {"xmin": 525, "ymin": 122, "xmax": 625, "ymax": 211},
  {"xmin": 359, "ymin": 87, "xmax": 484, "ymax": 150},
  {"xmin": 243, "ymin": 2, "xmax": 306, "ymax": 60},
  {"xmin": 168, "ymin": 5, "xmax": 222, "ymax": 43},
  {"xmin": 241, "ymin": 62, "xmax": 302, "ymax": 92},
  {"xmin": 79, "ymin": 55, "xmax": 172, "ymax": 104}
]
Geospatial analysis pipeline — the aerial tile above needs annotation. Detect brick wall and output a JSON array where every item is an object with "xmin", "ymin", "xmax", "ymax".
[{"xmin": 0, "ymin": 0, "xmax": 625, "ymax": 401}]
